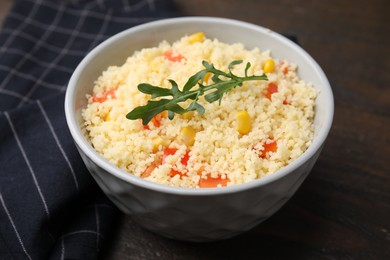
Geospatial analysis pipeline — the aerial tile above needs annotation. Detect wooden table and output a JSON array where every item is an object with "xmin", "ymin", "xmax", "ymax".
[{"xmin": 1, "ymin": 0, "xmax": 389, "ymax": 259}]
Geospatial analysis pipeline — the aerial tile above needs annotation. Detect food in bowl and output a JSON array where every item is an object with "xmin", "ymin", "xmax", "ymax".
[
  {"xmin": 82, "ymin": 32, "xmax": 317, "ymax": 188},
  {"xmin": 66, "ymin": 17, "xmax": 333, "ymax": 241}
]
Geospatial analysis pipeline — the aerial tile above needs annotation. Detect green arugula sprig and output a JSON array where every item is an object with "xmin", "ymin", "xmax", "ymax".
[{"xmin": 126, "ymin": 60, "xmax": 268, "ymax": 125}]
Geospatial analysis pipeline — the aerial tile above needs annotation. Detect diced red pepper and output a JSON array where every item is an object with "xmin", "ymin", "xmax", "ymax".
[
  {"xmin": 170, "ymin": 169, "xmax": 186, "ymax": 178},
  {"xmin": 141, "ymin": 158, "xmax": 161, "ymax": 178},
  {"xmin": 162, "ymin": 148, "xmax": 189, "ymax": 178},
  {"xmin": 92, "ymin": 89, "xmax": 116, "ymax": 103},
  {"xmin": 163, "ymin": 148, "xmax": 189, "ymax": 165},
  {"xmin": 143, "ymin": 123, "xmax": 150, "ymax": 130},
  {"xmin": 278, "ymin": 61, "xmax": 288, "ymax": 75},
  {"xmin": 141, "ymin": 148, "xmax": 190, "ymax": 179},
  {"xmin": 265, "ymin": 83, "xmax": 278, "ymax": 100},
  {"xmin": 198, "ymin": 173, "xmax": 229, "ymax": 188},
  {"xmin": 163, "ymin": 49, "xmax": 185, "ymax": 62},
  {"xmin": 181, "ymin": 151, "xmax": 190, "ymax": 166},
  {"xmin": 152, "ymin": 113, "xmax": 163, "ymax": 127},
  {"xmin": 264, "ymin": 83, "xmax": 289, "ymax": 104},
  {"xmin": 259, "ymin": 140, "xmax": 278, "ymax": 159},
  {"xmin": 142, "ymin": 113, "xmax": 163, "ymax": 130},
  {"xmin": 162, "ymin": 148, "xmax": 178, "ymax": 163}
]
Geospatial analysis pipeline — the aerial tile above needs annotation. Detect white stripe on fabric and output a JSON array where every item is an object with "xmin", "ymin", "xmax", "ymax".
[
  {"xmin": 86, "ymin": 10, "xmax": 112, "ymax": 52},
  {"xmin": 83, "ymin": 0, "xmax": 105, "ymax": 11},
  {"xmin": 24, "ymin": 0, "xmax": 161, "ymax": 22},
  {"xmin": 0, "ymin": 88, "xmax": 34, "ymax": 104},
  {"xmin": 5, "ymin": 112, "xmax": 51, "ymax": 220},
  {"xmin": 0, "ymin": 65, "xmax": 66, "ymax": 90},
  {"xmin": 59, "ymin": 230, "xmax": 103, "ymax": 259},
  {"xmin": 95, "ymin": 205, "xmax": 100, "ymax": 248},
  {"xmin": 37, "ymin": 100, "xmax": 79, "ymax": 190},
  {"xmin": 0, "ymin": 3, "xmax": 67, "ymax": 92},
  {"xmin": 61, "ymin": 230, "xmax": 103, "ymax": 239},
  {"xmin": 121, "ymin": 0, "xmax": 152, "ymax": 12},
  {"xmin": 8, "ymin": 12, "xmax": 102, "ymax": 41},
  {"xmin": 0, "ymin": 0, "xmax": 42, "ymax": 55},
  {"xmin": 61, "ymin": 238, "xmax": 65, "ymax": 260},
  {"xmin": 0, "ymin": 193, "xmax": 33, "ymax": 260},
  {"xmin": 18, "ymin": 6, "xmax": 89, "ymax": 107},
  {"xmin": 3, "ymin": 48, "xmax": 74, "ymax": 74},
  {"xmin": 0, "ymin": 28, "xmax": 87, "ymax": 57}
]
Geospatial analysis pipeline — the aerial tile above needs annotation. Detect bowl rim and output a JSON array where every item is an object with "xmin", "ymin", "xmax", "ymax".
[{"xmin": 65, "ymin": 16, "xmax": 334, "ymax": 196}]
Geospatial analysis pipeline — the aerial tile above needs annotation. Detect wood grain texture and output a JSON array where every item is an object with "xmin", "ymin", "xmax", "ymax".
[
  {"xmin": 0, "ymin": 0, "xmax": 388, "ymax": 259},
  {"xmin": 101, "ymin": 0, "xmax": 390, "ymax": 259}
]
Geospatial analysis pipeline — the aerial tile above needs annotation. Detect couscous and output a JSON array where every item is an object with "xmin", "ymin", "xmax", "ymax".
[{"xmin": 82, "ymin": 32, "xmax": 317, "ymax": 188}]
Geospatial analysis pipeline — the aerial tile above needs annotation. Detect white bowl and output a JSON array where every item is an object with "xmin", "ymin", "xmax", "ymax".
[{"xmin": 65, "ymin": 17, "xmax": 333, "ymax": 241}]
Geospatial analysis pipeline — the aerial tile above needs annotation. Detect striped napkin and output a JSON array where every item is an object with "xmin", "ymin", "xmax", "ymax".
[{"xmin": 0, "ymin": 0, "xmax": 176, "ymax": 259}]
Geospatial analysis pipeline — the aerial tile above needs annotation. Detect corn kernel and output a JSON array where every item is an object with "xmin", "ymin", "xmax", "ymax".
[
  {"xmin": 235, "ymin": 111, "xmax": 251, "ymax": 135},
  {"xmin": 180, "ymin": 126, "xmax": 196, "ymax": 146},
  {"xmin": 152, "ymin": 136, "xmax": 164, "ymax": 152},
  {"xmin": 188, "ymin": 32, "xmax": 205, "ymax": 44},
  {"xmin": 263, "ymin": 59, "xmax": 275, "ymax": 73},
  {"xmin": 105, "ymin": 112, "xmax": 111, "ymax": 121},
  {"xmin": 204, "ymin": 72, "xmax": 212, "ymax": 83}
]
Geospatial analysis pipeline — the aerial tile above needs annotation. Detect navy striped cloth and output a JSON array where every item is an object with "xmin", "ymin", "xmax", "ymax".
[{"xmin": 0, "ymin": 0, "xmax": 176, "ymax": 259}]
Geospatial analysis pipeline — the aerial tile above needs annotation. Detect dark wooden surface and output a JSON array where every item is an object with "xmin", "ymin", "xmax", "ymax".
[{"xmin": 1, "ymin": 0, "xmax": 389, "ymax": 259}]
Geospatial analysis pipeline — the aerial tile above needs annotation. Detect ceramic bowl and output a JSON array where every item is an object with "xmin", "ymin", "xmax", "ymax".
[{"xmin": 65, "ymin": 17, "xmax": 334, "ymax": 241}]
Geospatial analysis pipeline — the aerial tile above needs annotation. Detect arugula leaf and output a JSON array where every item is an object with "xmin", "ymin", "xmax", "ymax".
[{"xmin": 126, "ymin": 60, "xmax": 267, "ymax": 124}]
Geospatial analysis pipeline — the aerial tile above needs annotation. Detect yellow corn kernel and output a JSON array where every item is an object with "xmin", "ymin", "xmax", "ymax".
[
  {"xmin": 263, "ymin": 59, "xmax": 275, "ymax": 73},
  {"xmin": 152, "ymin": 136, "xmax": 164, "ymax": 152},
  {"xmin": 105, "ymin": 112, "xmax": 111, "ymax": 121},
  {"xmin": 235, "ymin": 111, "xmax": 251, "ymax": 135},
  {"xmin": 180, "ymin": 126, "xmax": 196, "ymax": 146},
  {"xmin": 160, "ymin": 110, "xmax": 168, "ymax": 117},
  {"xmin": 182, "ymin": 111, "xmax": 194, "ymax": 120},
  {"xmin": 188, "ymin": 32, "xmax": 205, "ymax": 44},
  {"xmin": 204, "ymin": 72, "xmax": 212, "ymax": 83}
]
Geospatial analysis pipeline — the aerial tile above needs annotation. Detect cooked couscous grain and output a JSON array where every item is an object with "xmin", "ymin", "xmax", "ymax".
[{"xmin": 82, "ymin": 33, "xmax": 317, "ymax": 188}]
